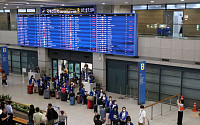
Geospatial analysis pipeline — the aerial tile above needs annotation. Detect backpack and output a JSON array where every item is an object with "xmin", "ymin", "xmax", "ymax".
[{"xmin": 53, "ymin": 108, "xmax": 58, "ymax": 120}]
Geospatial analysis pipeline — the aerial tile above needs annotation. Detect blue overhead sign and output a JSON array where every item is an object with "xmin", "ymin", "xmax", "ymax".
[
  {"xmin": 1, "ymin": 46, "xmax": 9, "ymax": 75},
  {"xmin": 138, "ymin": 61, "xmax": 146, "ymax": 105}
]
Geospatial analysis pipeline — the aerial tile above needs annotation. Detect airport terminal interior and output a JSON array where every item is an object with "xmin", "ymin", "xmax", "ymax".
[{"xmin": 0, "ymin": 0, "xmax": 200, "ymax": 125}]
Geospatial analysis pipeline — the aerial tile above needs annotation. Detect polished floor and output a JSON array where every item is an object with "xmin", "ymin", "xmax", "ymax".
[{"xmin": 0, "ymin": 73, "xmax": 200, "ymax": 125}]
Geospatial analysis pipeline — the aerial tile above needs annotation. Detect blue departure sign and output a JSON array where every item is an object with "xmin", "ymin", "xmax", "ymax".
[
  {"xmin": 138, "ymin": 61, "xmax": 146, "ymax": 105},
  {"xmin": 17, "ymin": 14, "xmax": 138, "ymax": 56}
]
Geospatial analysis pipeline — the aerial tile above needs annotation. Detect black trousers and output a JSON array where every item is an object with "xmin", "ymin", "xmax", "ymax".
[
  {"xmin": 178, "ymin": 111, "xmax": 183, "ymax": 125},
  {"xmin": 120, "ymin": 121, "xmax": 126, "ymax": 125},
  {"xmin": 7, "ymin": 113, "xmax": 13, "ymax": 125},
  {"xmin": 111, "ymin": 119, "xmax": 119, "ymax": 125},
  {"xmin": 2, "ymin": 80, "xmax": 7, "ymax": 85}
]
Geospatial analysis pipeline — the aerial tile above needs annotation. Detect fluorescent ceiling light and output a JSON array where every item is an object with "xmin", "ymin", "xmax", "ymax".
[
  {"xmin": 102, "ymin": 3, "xmax": 105, "ymax": 5},
  {"xmin": 62, "ymin": 4, "xmax": 65, "ymax": 6},
  {"xmin": 151, "ymin": 1, "xmax": 154, "ymax": 3},
  {"xmin": 181, "ymin": 0, "xmax": 184, "ymax": 1},
  {"xmin": 16, "ymin": 6, "xmax": 19, "ymax": 8},
  {"xmin": 5, "ymin": 4, "xmax": 8, "ymax": 5},
  {"xmin": 26, "ymin": 2, "xmax": 29, "ymax": 4},
  {"xmin": 4, "ymin": 6, "xmax": 6, "ymax": 8},
  {"xmin": 40, "ymin": 5, "xmax": 43, "ymax": 7}
]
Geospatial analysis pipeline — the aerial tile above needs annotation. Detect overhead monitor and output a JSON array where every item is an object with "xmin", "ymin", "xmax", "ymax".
[{"xmin": 17, "ymin": 13, "xmax": 138, "ymax": 56}]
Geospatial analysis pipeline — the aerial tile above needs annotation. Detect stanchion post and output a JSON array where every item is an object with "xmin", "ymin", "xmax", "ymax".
[
  {"xmin": 65, "ymin": 117, "xmax": 67, "ymax": 125},
  {"xmin": 170, "ymin": 98, "xmax": 172, "ymax": 111},
  {"xmin": 161, "ymin": 103, "xmax": 163, "ymax": 116},
  {"xmin": 151, "ymin": 106, "xmax": 153, "ymax": 120},
  {"xmin": 130, "ymin": 85, "xmax": 132, "ymax": 98}
]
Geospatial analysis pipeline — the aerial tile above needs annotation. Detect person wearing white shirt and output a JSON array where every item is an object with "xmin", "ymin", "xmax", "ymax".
[
  {"xmin": 138, "ymin": 105, "xmax": 146, "ymax": 125},
  {"xmin": 33, "ymin": 107, "xmax": 43, "ymax": 125},
  {"xmin": 6, "ymin": 101, "xmax": 13, "ymax": 125}
]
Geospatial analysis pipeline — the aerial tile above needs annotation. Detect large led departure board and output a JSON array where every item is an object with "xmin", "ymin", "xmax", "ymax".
[{"xmin": 17, "ymin": 14, "xmax": 138, "ymax": 56}]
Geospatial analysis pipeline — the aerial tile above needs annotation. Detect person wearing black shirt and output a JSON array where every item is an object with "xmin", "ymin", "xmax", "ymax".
[
  {"xmin": 46, "ymin": 103, "xmax": 54, "ymax": 125},
  {"xmin": 94, "ymin": 114, "xmax": 105, "ymax": 125},
  {"xmin": 28, "ymin": 105, "xmax": 35, "ymax": 125},
  {"xmin": 0, "ymin": 108, "xmax": 10, "ymax": 125},
  {"xmin": 1, "ymin": 98, "xmax": 6, "ymax": 110}
]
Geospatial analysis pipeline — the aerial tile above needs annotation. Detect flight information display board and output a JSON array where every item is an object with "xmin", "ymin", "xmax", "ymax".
[{"xmin": 17, "ymin": 14, "xmax": 138, "ymax": 56}]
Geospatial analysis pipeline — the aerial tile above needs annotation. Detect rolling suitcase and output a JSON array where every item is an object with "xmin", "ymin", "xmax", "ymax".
[
  {"xmin": 27, "ymin": 85, "xmax": 33, "ymax": 94},
  {"xmin": 39, "ymin": 87, "xmax": 43, "ymax": 96},
  {"xmin": 77, "ymin": 95, "xmax": 81, "ymax": 104},
  {"xmin": 87, "ymin": 100, "xmax": 94, "ymax": 109},
  {"xmin": 44, "ymin": 89, "xmax": 50, "ymax": 99},
  {"xmin": 51, "ymin": 90, "xmax": 56, "ymax": 97},
  {"xmin": 61, "ymin": 93, "xmax": 67, "ymax": 101},
  {"xmin": 34, "ymin": 86, "xmax": 38, "ymax": 93},
  {"xmin": 106, "ymin": 113, "xmax": 111, "ymax": 125},
  {"xmin": 70, "ymin": 96, "xmax": 75, "ymax": 106},
  {"xmin": 56, "ymin": 91, "xmax": 61, "ymax": 99}
]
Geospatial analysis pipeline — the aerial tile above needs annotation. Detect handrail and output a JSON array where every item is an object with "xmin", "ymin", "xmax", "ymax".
[
  {"xmin": 144, "ymin": 94, "xmax": 180, "ymax": 109},
  {"xmin": 144, "ymin": 94, "xmax": 180, "ymax": 120}
]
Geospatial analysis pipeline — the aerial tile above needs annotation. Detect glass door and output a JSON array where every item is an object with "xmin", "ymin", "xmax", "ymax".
[
  {"xmin": 75, "ymin": 63, "xmax": 80, "ymax": 79},
  {"xmin": 68, "ymin": 62, "xmax": 74, "ymax": 79},
  {"xmin": 52, "ymin": 59, "xmax": 58, "ymax": 78}
]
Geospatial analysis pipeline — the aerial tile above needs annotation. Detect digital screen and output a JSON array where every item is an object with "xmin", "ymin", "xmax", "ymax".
[
  {"xmin": 17, "ymin": 14, "xmax": 138, "ymax": 56},
  {"xmin": 41, "ymin": 6, "xmax": 95, "ymax": 14},
  {"xmin": 18, "ymin": 9, "xmax": 26, "ymax": 12},
  {"xmin": 27, "ymin": 9, "xmax": 36, "ymax": 12}
]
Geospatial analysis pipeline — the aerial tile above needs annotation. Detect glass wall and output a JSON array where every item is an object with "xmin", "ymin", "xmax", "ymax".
[{"xmin": 5, "ymin": 48, "xmax": 38, "ymax": 75}]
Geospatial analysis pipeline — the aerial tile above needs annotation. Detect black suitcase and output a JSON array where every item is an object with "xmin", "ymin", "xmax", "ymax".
[{"xmin": 61, "ymin": 93, "xmax": 67, "ymax": 101}]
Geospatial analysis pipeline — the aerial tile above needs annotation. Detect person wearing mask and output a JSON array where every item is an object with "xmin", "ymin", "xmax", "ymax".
[
  {"xmin": 106, "ymin": 96, "xmax": 113, "ymax": 108},
  {"xmin": 44, "ymin": 80, "xmax": 50, "ymax": 90},
  {"xmin": 38, "ymin": 77, "xmax": 44, "ymax": 88},
  {"xmin": 119, "ymin": 107, "xmax": 129, "ymax": 125},
  {"xmin": 138, "ymin": 105, "xmax": 146, "ymax": 125},
  {"xmin": 53, "ymin": 78, "xmax": 60, "ymax": 90},
  {"xmin": 109, "ymin": 106, "xmax": 119, "ymax": 125},
  {"xmin": 46, "ymin": 103, "xmax": 54, "ymax": 125},
  {"xmin": 29, "ymin": 75, "xmax": 37, "ymax": 85},
  {"xmin": 79, "ymin": 86, "xmax": 85, "ymax": 104},
  {"xmin": 0, "ymin": 108, "xmax": 10, "ymax": 125},
  {"xmin": 61, "ymin": 82, "xmax": 68, "ymax": 89},
  {"xmin": 5, "ymin": 101, "xmax": 13, "ymax": 125},
  {"xmin": 101, "ymin": 93, "xmax": 107, "ymax": 104},
  {"xmin": 2, "ymin": 70, "xmax": 7, "ymax": 86},
  {"xmin": 125, "ymin": 116, "xmax": 134, "ymax": 125},
  {"xmin": 90, "ymin": 87, "xmax": 97, "ymax": 105},
  {"xmin": 97, "ymin": 88, "xmax": 104, "ymax": 99},
  {"xmin": 35, "ymin": 65, "xmax": 40, "ymax": 73},
  {"xmin": 28, "ymin": 105, "xmax": 35, "ymax": 125},
  {"xmin": 111, "ymin": 100, "xmax": 118, "ymax": 111},
  {"xmin": 54, "ymin": 73, "xmax": 59, "ymax": 81},
  {"xmin": 43, "ymin": 74, "xmax": 48, "ymax": 83},
  {"xmin": 1, "ymin": 98, "xmax": 6, "ymax": 110},
  {"xmin": 68, "ymin": 83, "xmax": 74, "ymax": 95},
  {"xmin": 94, "ymin": 114, "xmax": 105, "ymax": 125},
  {"xmin": 60, "ymin": 75, "xmax": 67, "ymax": 83},
  {"xmin": 33, "ymin": 107, "xmax": 43, "ymax": 125},
  {"xmin": 89, "ymin": 73, "xmax": 95, "ymax": 83},
  {"xmin": 177, "ymin": 99, "xmax": 184, "ymax": 125}
]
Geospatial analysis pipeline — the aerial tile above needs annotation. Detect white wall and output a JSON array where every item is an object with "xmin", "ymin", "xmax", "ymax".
[
  {"xmin": 0, "ymin": 31, "xmax": 18, "ymax": 44},
  {"xmin": 113, "ymin": 5, "xmax": 131, "ymax": 13}
]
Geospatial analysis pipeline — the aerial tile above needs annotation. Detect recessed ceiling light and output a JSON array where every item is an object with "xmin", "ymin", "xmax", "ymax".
[
  {"xmin": 151, "ymin": 1, "xmax": 154, "ymax": 3},
  {"xmin": 16, "ymin": 6, "xmax": 19, "ymax": 8},
  {"xmin": 61, "ymin": 4, "xmax": 65, "ymax": 6},
  {"xmin": 26, "ymin": 2, "xmax": 29, "ymax": 4},
  {"xmin": 40, "ymin": 5, "xmax": 43, "ymax": 7},
  {"xmin": 181, "ymin": 0, "xmax": 184, "ymax": 1},
  {"xmin": 102, "ymin": 3, "xmax": 105, "ymax": 5},
  {"xmin": 5, "ymin": 4, "xmax": 8, "ymax": 5},
  {"xmin": 4, "ymin": 7, "xmax": 6, "ymax": 8},
  {"xmin": 125, "ymin": 2, "xmax": 128, "ymax": 4}
]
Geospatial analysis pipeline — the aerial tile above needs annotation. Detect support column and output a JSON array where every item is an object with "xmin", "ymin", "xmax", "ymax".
[
  {"xmin": 93, "ymin": 53, "xmax": 106, "ymax": 90},
  {"xmin": 10, "ymin": 9, "xmax": 17, "ymax": 30},
  {"xmin": 38, "ymin": 48, "xmax": 52, "ymax": 76}
]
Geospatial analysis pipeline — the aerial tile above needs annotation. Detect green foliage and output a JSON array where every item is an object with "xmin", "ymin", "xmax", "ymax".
[
  {"xmin": 0, "ymin": 94, "xmax": 12, "ymax": 101},
  {"xmin": 11, "ymin": 103, "xmax": 29, "ymax": 114}
]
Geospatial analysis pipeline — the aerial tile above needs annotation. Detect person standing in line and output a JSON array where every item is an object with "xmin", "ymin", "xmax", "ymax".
[
  {"xmin": 46, "ymin": 103, "xmax": 54, "ymax": 125},
  {"xmin": 5, "ymin": 101, "xmax": 13, "ymax": 125},
  {"xmin": 0, "ymin": 108, "xmax": 10, "ymax": 125},
  {"xmin": 2, "ymin": 70, "xmax": 7, "ymax": 86},
  {"xmin": 119, "ymin": 107, "xmax": 129, "ymax": 125},
  {"xmin": 33, "ymin": 107, "xmax": 43, "ymax": 125},
  {"xmin": 125, "ymin": 116, "xmax": 134, "ymax": 125},
  {"xmin": 35, "ymin": 65, "xmax": 40, "ymax": 73},
  {"xmin": 94, "ymin": 114, "xmax": 105, "ymax": 125},
  {"xmin": 177, "ymin": 99, "xmax": 184, "ymax": 125},
  {"xmin": 109, "ymin": 106, "xmax": 119, "ymax": 125},
  {"xmin": 138, "ymin": 105, "xmax": 146, "ymax": 125}
]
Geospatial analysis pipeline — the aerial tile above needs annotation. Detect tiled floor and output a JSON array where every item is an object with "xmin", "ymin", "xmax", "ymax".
[{"xmin": 0, "ymin": 73, "xmax": 200, "ymax": 125}]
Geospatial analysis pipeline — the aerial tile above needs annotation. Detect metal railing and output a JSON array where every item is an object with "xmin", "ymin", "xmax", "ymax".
[
  {"xmin": 144, "ymin": 94, "xmax": 180, "ymax": 120},
  {"xmin": 125, "ymin": 85, "xmax": 149, "ymax": 101}
]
